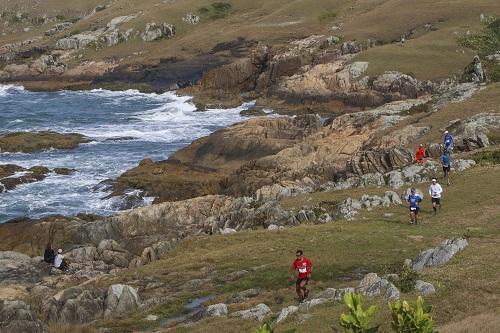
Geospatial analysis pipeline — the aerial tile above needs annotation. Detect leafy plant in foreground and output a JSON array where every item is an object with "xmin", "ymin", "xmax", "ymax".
[
  {"xmin": 388, "ymin": 296, "xmax": 435, "ymax": 333},
  {"xmin": 252, "ymin": 323, "xmax": 273, "ymax": 333},
  {"xmin": 340, "ymin": 292, "xmax": 379, "ymax": 333}
]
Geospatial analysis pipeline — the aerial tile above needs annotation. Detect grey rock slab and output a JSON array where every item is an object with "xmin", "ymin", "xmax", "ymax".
[
  {"xmin": 276, "ymin": 305, "xmax": 298, "ymax": 323},
  {"xmin": 205, "ymin": 303, "xmax": 228, "ymax": 317},
  {"xmin": 230, "ymin": 303, "xmax": 271, "ymax": 321},
  {"xmin": 104, "ymin": 284, "xmax": 140, "ymax": 319},
  {"xmin": 415, "ymin": 280, "xmax": 436, "ymax": 296},
  {"xmin": 413, "ymin": 237, "xmax": 468, "ymax": 271}
]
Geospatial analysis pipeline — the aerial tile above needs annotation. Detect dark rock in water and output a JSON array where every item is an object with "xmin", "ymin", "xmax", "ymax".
[
  {"xmin": 53, "ymin": 167, "xmax": 76, "ymax": 175},
  {"xmin": 92, "ymin": 179, "xmax": 116, "ymax": 192},
  {"xmin": 29, "ymin": 166, "xmax": 50, "ymax": 175},
  {"xmin": 111, "ymin": 193, "xmax": 145, "ymax": 211},
  {"xmin": 0, "ymin": 164, "xmax": 26, "ymax": 178},
  {"xmin": 104, "ymin": 136, "xmax": 138, "ymax": 142},
  {"xmin": 0, "ymin": 131, "xmax": 88, "ymax": 153},
  {"xmin": 76, "ymin": 213, "xmax": 103, "ymax": 222},
  {"xmin": 240, "ymin": 108, "xmax": 268, "ymax": 116}
]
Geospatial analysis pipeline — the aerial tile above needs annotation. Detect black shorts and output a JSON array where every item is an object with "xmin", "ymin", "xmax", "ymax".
[
  {"xmin": 409, "ymin": 207, "xmax": 420, "ymax": 214},
  {"xmin": 296, "ymin": 277, "xmax": 309, "ymax": 287},
  {"xmin": 443, "ymin": 166, "xmax": 451, "ymax": 172},
  {"xmin": 431, "ymin": 197, "xmax": 441, "ymax": 204}
]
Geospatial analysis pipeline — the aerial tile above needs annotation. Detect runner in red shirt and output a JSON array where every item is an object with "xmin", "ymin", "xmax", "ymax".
[
  {"xmin": 415, "ymin": 144, "xmax": 426, "ymax": 165},
  {"xmin": 290, "ymin": 249, "xmax": 312, "ymax": 302}
]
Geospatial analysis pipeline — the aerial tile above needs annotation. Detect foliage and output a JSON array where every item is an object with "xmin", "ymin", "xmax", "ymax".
[
  {"xmin": 252, "ymin": 323, "xmax": 273, "ymax": 333},
  {"xmin": 394, "ymin": 266, "xmax": 419, "ymax": 293},
  {"xmin": 388, "ymin": 296, "xmax": 435, "ymax": 333},
  {"xmin": 340, "ymin": 292, "xmax": 379, "ymax": 333},
  {"xmin": 458, "ymin": 16, "xmax": 500, "ymax": 82},
  {"xmin": 472, "ymin": 149, "xmax": 500, "ymax": 165},
  {"xmin": 318, "ymin": 11, "xmax": 337, "ymax": 22},
  {"xmin": 458, "ymin": 17, "xmax": 499, "ymax": 55},
  {"xmin": 210, "ymin": 2, "xmax": 232, "ymax": 19}
]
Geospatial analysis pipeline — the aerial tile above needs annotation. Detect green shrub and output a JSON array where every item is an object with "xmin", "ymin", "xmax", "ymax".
[
  {"xmin": 393, "ymin": 266, "xmax": 419, "ymax": 293},
  {"xmin": 252, "ymin": 323, "xmax": 273, "ymax": 333},
  {"xmin": 56, "ymin": 14, "xmax": 65, "ymax": 21},
  {"xmin": 210, "ymin": 2, "xmax": 232, "ymax": 19},
  {"xmin": 318, "ymin": 11, "xmax": 337, "ymax": 22},
  {"xmin": 472, "ymin": 150, "xmax": 500, "ymax": 165},
  {"xmin": 388, "ymin": 296, "xmax": 435, "ymax": 333},
  {"xmin": 340, "ymin": 292, "xmax": 379, "ymax": 333},
  {"xmin": 198, "ymin": 7, "xmax": 210, "ymax": 15},
  {"xmin": 458, "ymin": 16, "xmax": 500, "ymax": 82}
]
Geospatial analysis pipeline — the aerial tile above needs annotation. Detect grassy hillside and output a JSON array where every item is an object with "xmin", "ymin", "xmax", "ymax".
[
  {"xmin": 1, "ymin": 0, "xmax": 499, "ymax": 80},
  {"xmin": 88, "ymin": 163, "xmax": 500, "ymax": 333}
]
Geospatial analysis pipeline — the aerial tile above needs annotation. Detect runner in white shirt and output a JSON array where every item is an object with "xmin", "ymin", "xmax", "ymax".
[{"xmin": 428, "ymin": 178, "xmax": 443, "ymax": 214}]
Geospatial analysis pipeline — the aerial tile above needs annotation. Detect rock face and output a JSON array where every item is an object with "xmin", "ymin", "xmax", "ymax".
[
  {"xmin": 461, "ymin": 56, "xmax": 487, "ymax": 83},
  {"xmin": 43, "ymin": 287, "xmax": 105, "ymax": 324},
  {"xmin": 414, "ymin": 280, "xmax": 436, "ymax": 296},
  {"xmin": 56, "ymin": 30, "xmax": 104, "ymax": 50},
  {"xmin": 230, "ymin": 303, "xmax": 271, "ymax": 321},
  {"xmin": 141, "ymin": 22, "xmax": 175, "ymax": 42},
  {"xmin": 276, "ymin": 305, "xmax": 299, "ymax": 323},
  {"xmin": 205, "ymin": 303, "xmax": 228, "ymax": 317},
  {"xmin": 447, "ymin": 113, "xmax": 500, "ymax": 151},
  {"xmin": 114, "ymin": 115, "xmax": 322, "ymax": 201},
  {"xmin": 412, "ymin": 238, "xmax": 469, "ymax": 271},
  {"xmin": 45, "ymin": 22, "xmax": 73, "ymax": 36},
  {"xmin": 193, "ymin": 38, "xmax": 434, "ymax": 109},
  {"xmin": 104, "ymin": 284, "xmax": 140, "ymax": 319},
  {"xmin": 0, "ymin": 300, "xmax": 48, "ymax": 333},
  {"xmin": 356, "ymin": 273, "xmax": 400, "ymax": 299},
  {"xmin": 0, "ymin": 131, "xmax": 88, "ymax": 153}
]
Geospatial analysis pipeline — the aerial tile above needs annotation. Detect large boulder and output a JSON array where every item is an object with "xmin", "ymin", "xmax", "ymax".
[
  {"xmin": 141, "ymin": 22, "xmax": 175, "ymax": 42},
  {"xmin": 204, "ymin": 303, "xmax": 228, "ymax": 317},
  {"xmin": 412, "ymin": 237, "xmax": 468, "ymax": 271},
  {"xmin": 230, "ymin": 303, "xmax": 271, "ymax": 321},
  {"xmin": 356, "ymin": 273, "xmax": 400, "ymax": 299},
  {"xmin": 0, "ymin": 300, "xmax": 48, "ymax": 333},
  {"xmin": 104, "ymin": 284, "xmax": 140, "ymax": 319},
  {"xmin": 0, "ymin": 131, "xmax": 88, "ymax": 153},
  {"xmin": 43, "ymin": 287, "xmax": 105, "ymax": 324}
]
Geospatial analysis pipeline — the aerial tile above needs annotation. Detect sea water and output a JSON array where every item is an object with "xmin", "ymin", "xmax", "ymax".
[{"xmin": 0, "ymin": 84, "xmax": 252, "ymax": 223}]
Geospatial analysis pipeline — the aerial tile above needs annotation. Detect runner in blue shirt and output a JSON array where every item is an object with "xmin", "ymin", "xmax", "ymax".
[
  {"xmin": 407, "ymin": 188, "xmax": 422, "ymax": 225},
  {"xmin": 443, "ymin": 130, "xmax": 454, "ymax": 153},
  {"xmin": 441, "ymin": 151, "xmax": 452, "ymax": 185}
]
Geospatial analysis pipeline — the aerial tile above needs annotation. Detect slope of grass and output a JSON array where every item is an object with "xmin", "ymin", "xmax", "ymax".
[{"xmin": 93, "ymin": 165, "xmax": 500, "ymax": 332}]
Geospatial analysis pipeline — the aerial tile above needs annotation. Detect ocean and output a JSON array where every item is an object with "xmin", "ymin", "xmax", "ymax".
[{"xmin": 0, "ymin": 84, "xmax": 253, "ymax": 223}]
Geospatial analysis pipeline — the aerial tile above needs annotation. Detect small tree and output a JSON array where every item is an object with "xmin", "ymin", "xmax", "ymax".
[
  {"xmin": 388, "ymin": 296, "xmax": 435, "ymax": 333},
  {"xmin": 340, "ymin": 292, "xmax": 379, "ymax": 333}
]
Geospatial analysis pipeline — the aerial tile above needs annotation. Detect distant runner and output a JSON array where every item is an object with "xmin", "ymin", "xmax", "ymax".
[
  {"xmin": 407, "ymin": 188, "xmax": 423, "ymax": 224},
  {"xmin": 443, "ymin": 130, "xmax": 454, "ymax": 153},
  {"xmin": 428, "ymin": 178, "xmax": 443, "ymax": 214},
  {"xmin": 415, "ymin": 144, "xmax": 426, "ymax": 165},
  {"xmin": 441, "ymin": 151, "xmax": 452, "ymax": 185},
  {"xmin": 290, "ymin": 249, "xmax": 312, "ymax": 303}
]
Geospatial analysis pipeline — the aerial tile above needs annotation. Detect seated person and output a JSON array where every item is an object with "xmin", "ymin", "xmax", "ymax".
[
  {"xmin": 53, "ymin": 249, "xmax": 68, "ymax": 271},
  {"xmin": 43, "ymin": 243, "xmax": 55, "ymax": 264}
]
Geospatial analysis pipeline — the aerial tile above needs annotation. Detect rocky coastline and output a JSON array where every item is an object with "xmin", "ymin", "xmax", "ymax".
[{"xmin": 1, "ymin": 8, "xmax": 499, "ymax": 331}]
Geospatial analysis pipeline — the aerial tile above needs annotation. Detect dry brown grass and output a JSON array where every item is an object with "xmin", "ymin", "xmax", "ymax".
[
  {"xmin": 48, "ymin": 322, "xmax": 97, "ymax": 333},
  {"xmin": 439, "ymin": 312, "xmax": 500, "ymax": 333}
]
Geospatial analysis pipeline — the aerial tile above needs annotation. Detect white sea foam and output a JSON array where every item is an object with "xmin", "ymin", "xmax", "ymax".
[
  {"xmin": 0, "ymin": 87, "xmax": 270, "ymax": 222},
  {"xmin": 0, "ymin": 84, "xmax": 25, "ymax": 96}
]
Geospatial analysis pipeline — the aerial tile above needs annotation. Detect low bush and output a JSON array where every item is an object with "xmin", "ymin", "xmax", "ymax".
[
  {"xmin": 388, "ymin": 296, "xmax": 435, "ymax": 333},
  {"xmin": 339, "ymin": 292, "xmax": 379, "ymax": 333}
]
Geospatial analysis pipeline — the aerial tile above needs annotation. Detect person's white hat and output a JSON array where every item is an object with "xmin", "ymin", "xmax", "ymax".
[
  {"xmin": 431, "ymin": 178, "xmax": 437, "ymax": 182},
  {"xmin": 58, "ymin": 249, "xmax": 63, "ymax": 253},
  {"xmin": 444, "ymin": 130, "xmax": 449, "ymax": 134}
]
